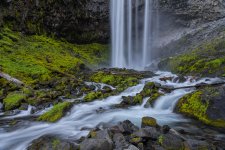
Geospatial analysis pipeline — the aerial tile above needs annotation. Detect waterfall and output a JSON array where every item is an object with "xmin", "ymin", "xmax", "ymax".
[{"xmin": 111, "ymin": 0, "xmax": 159, "ymax": 70}]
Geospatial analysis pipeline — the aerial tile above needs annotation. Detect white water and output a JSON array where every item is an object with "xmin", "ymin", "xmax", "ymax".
[
  {"xmin": 111, "ymin": 0, "xmax": 159, "ymax": 69},
  {"xmin": 0, "ymin": 72, "xmax": 223, "ymax": 149}
]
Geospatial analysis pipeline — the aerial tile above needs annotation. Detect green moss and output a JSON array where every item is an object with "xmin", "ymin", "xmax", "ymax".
[
  {"xmin": 52, "ymin": 139, "xmax": 61, "ymax": 150},
  {"xmin": 130, "ymin": 137, "xmax": 142, "ymax": 144},
  {"xmin": 177, "ymin": 89, "xmax": 225, "ymax": 128},
  {"xmin": 160, "ymin": 38, "xmax": 225, "ymax": 77},
  {"xmin": 90, "ymin": 71, "xmax": 139, "ymax": 93},
  {"xmin": 0, "ymin": 27, "xmax": 108, "ymax": 84},
  {"xmin": 141, "ymin": 117, "xmax": 158, "ymax": 127},
  {"xmin": 84, "ymin": 91, "xmax": 103, "ymax": 102},
  {"xmin": 158, "ymin": 135, "xmax": 164, "ymax": 145},
  {"xmin": 38, "ymin": 102, "xmax": 72, "ymax": 122},
  {"xmin": 3, "ymin": 92, "xmax": 26, "ymax": 111},
  {"xmin": 133, "ymin": 94, "xmax": 143, "ymax": 104}
]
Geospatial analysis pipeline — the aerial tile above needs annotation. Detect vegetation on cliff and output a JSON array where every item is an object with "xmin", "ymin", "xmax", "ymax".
[{"xmin": 159, "ymin": 38, "xmax": 225, "ymax": 77}]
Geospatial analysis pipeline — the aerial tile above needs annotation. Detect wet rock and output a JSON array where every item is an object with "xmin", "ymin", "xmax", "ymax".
[
  {"xmin": 27, "ymin": 136, "xmax": 77, "ymax": 150},
  {"xmin": 159, "ymin": 77, "xmax": 173, "ymax": 82},
  {"xmin": 117, "ymin": 120, "xmax": 139, "ymax": 134},
  {"xmin": 133, "ymin": 127, "xmax": 160, "ymax": 140},
  {"xmin": 141, "ymin": 116, "xmax": 158, "ymax": 128},
  {"xmin": 184, "ymin": 139, "xmax": 214, "ymax": 150},
  {"xmin": 113, "ymin": 133, "xmax": 129, "ymax": 150},
  {"xmin": 159, "ymin": 133, "xmax": 185, "ymax": 150},
  {"xmin": 162, "ymin": 125, "xmax": 171, "ymax": 134},
  {"xmin": 173, "ymin": 76, "xmax": 186, "ymax": 83},
  {"xmin": 176, "ymin": 86, "xmax": 225, "ymax": 128},
  {"xmin": 125, "ymin": 144, "xmax": 139, "ymax": 150},
  {"xmin": 80, "ymin": 139, "xmax": 113, "ymax": 150},
  {"xmin": 19, "ymin": 103, "xmax": 29, "ymax": 110},
  {"xmin": 0, "ymin": 102, "xmax": 3, "ymax": 112}
]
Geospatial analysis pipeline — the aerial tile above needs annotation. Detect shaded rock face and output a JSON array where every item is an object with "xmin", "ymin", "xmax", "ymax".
[
  {"xmin": 0, "ymin": 0, "xmax": 110, "ymax": 44},
  {"xmin": 158, "ymin": 0, "xmax": 225, "ymax": 27}
]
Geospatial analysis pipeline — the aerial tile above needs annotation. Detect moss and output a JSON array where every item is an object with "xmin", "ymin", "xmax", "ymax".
[
  {"xmin": 158, "ymin": 135, "xmax": 164, "ymax": 145},
  {"xmin": 90, "ymin": 71, "xmax": 140, "ymax": 94},
  {"xmin": 133, "ymin": 94, "xmax": 143, "ymax": 104},
  {"xmin": 141, "ymin": 117, "xmax": 158, "ymax": 127},
  {"xmin": 130, "ymin": 137, "xmax": 142, "ymax": 144},
  {"xmin": 52, "ymin": 139, "xmax": 61, "ymax": 150},
  {"xmin": 159, "ymin": 38, "xmax": 225, "ymax": 77},
  {"xmin": 0, "ymin": 27, "xmax": 108, "ymax": 84},
  {"xmin": 3, "ymin": 92, "xmax": 26, "ymax": 111},
  {"xmin": 176, "ymin": 89, "xmax": 225, "ymax": 128},
  {"xmin": 38, "ymin": 102, "xmax": 72, "ymax": 122},
  {"xmin": 89, "ymin": 131, "xmax": 97, "ymax": 138},
  {"xmin": 84, "ymin": 91, "xmax": 103, "ymax": 102}
]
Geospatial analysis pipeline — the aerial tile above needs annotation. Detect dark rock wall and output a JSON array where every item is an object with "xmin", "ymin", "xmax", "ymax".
[{"xmin": 0, "ymin": 0, "xmax": 110, "ymax": 44}]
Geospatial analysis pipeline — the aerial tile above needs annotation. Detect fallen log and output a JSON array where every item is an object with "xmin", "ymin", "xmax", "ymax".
[
  {"xmin": 0, "ymin": 72, "xmax": 24, "ymax": 86},
  {"xmin": 156, "ymin": 82, "xmax": 225, "ymax": 91}
]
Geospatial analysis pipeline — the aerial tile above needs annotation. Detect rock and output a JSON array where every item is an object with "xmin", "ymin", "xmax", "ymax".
[
  {"xmin": 159, "ymin": 133, "xmax": 184, "ymax": 150},
  {"xmin": 141, "ymin": 116, "xmax": 158, "ymax": 128},
  {"xmin": 124, "ymin": 144, "xmax": 139, "ymax": 150},
  {"xmin": 162, "ymin": 125, "xmax": 170, "ymax": 134},
  {"xmin": 94, "ymin": 129, "xmax": 113, "ymax": 144},
  {"xmin": 173, "ymin": 76, "xmax": 186, "ymax": 83},
  {"xmin": 27, "ymin": 136, "xmax": 77, "ymax": 150},
  {"xmin": 133, "ymin": 127, "xmax": 160, "ymax": 140},
  {"xmin": 184, "ymin": 139, "xmax": 214, "ymax": 150},
  {"xmin": 113, "ymin": 133, "xmax": 129, "ymax": 150},
  {"xmin": 176, "ymin": 86, "xmax": 225, "ymax": 128},
  {"xmin": 117, "ymin": 120, "xmax": 139, "ymax": 134},
  {"xmin": 80, "ymin": 139, "xmax": 113, "ymax": 150},
  {"xmin": 0, "ymin": 102, "xmax": 3, "ymax": 112},
  {"xmin": 19, "ymin": 103, "xmax": 29, "ymax": 110}
]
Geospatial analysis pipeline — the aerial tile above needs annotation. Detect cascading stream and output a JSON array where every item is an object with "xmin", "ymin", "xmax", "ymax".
[
  {"xmin": 111, "ymin": 0, "xmax": 158, "ymax": 69},
  {"xmin": 0, "ymin": 72, "xmax": 223, "ymax": 150}
]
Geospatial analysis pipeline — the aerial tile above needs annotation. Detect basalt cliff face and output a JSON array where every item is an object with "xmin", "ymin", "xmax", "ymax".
[
  {"xmin": 0, "ymin": 0, "xmax": 225, "ymax": 45},
  {"xmin": 0, "ymin": 0, "xmax": 110, "ymax": 44}
]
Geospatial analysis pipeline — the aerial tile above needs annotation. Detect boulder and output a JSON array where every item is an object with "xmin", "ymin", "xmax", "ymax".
[
  {"xmin": 80, "ymin": 139, "xmax": 113, "ymax": 150},
  {"xmin": 117, "ymin": 120, "xmax": 139, "ymax": 134},
  {"xmin": 141, "ymin": 116, "xmax": 158, "ymax": 128},
  {"xmin": 27, "ymin": 136, "xmax": 77, "ymax": 150},
  {"xmin": 133, "ymin": 127, "xmax": 160, "ymax": 140}
]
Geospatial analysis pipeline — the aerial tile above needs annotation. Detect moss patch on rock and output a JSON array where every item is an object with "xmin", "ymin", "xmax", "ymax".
[
  {"xmin": 37, "ymin": 102, "xmax": 72, "ymax": 122},
  {"xmin": 176, "ymin": 86, "xmax": 225, "ymax": 128},
  {"xmin": 90, "ymin": 71, "xmax": 139, "ymax": 92},
  {"xmin": 3, "ymin": 92, "xmax": 26, "ymax": 111},
  {"xmin": 159, "ymin": 38, "xmax": 225, "ymax": 77}
]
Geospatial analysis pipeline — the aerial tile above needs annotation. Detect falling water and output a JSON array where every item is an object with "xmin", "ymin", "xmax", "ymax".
[{"xmin": 111, "ymin": 0, "xmax": 159, "ymax": 69}]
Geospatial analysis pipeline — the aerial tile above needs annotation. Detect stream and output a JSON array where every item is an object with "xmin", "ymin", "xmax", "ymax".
[{"xmin": 0, "ymin": 71, "xmax": 224, "ymax": 150}]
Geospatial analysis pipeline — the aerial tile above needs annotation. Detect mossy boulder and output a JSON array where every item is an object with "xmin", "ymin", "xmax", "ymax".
[
  {"xmin": 84, "ymin": 91, "xmax": 104, "ymax": 102},
  {"xmin": 158, "ymin": 38, "xmax": 225, "ymax": 77},
  {"xmin": 117, "ymin": 82, "xmax": 162, "ymax": 107},
  {"xmin": 38, "ymin": 102, "xmax": 72, "ymax": 122},
  {"xmin": 3, "ymin": 92, "xmax": 26, "ymax": 111},
  {"xmin": 27, "ymin": 136, "xmax": 77, "ymax": 150},
  {"xmin": 175, "ymin": 86, "xmax": 225, "ymax": 128},
  {"xmin": 141, "ymin": 116, "xmax": 158, "ymax": 128}
]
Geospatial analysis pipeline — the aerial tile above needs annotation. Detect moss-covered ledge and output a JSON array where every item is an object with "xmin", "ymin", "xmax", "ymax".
[
  {"xmin": 158, "ymin": 38, "xmax": 225, "ymax": 77},
  {"xmin": 175, "ymin": 86, "xmax": 225, "ymax": 128}
]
